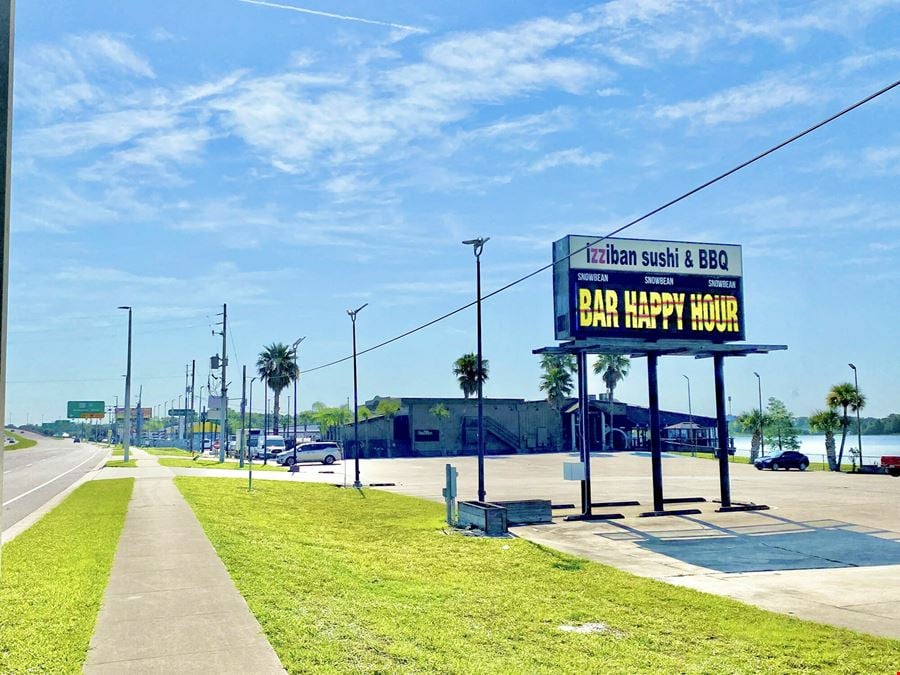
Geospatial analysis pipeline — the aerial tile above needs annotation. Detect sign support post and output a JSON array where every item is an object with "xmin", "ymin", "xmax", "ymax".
[
  {"xmin": 578, "ymin": 350, "xmax": 592, "ymax": 517},
  {"xmin": 647, "ymin": 353, "xmax": 664, "ymax": 513},
  {"xmin": 713, "ymin": 354, "xmax": 732, "ymax": 508}
]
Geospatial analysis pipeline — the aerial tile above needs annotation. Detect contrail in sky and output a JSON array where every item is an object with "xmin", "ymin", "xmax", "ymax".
[{"xmin": 237, "ymin": 0, "xmax": 428, "ymax": 34}]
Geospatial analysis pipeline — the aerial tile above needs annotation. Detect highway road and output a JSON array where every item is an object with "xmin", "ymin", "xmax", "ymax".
[{"xmin": 3, "ymin": 430, "xmax": 108, "ymax": 535}]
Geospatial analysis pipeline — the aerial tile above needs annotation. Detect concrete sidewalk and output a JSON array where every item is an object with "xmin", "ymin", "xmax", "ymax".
[{"xmin": 84, "ymin": 473, "xmax": 284, "ymax": 673}]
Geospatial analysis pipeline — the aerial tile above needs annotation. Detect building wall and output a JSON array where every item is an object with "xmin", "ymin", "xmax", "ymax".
[{"xmin": 336, "ymin": 395, "xmax": 713, "ymax": 458}]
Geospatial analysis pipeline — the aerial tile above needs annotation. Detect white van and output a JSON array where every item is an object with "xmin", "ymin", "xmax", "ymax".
[
  {"xmin": 276, "ymin": 441, "xmax": 342, "ymax": 466},
  {"xmin": 251, "ymin": 435, "xmax": 285, "ymax": 460}
]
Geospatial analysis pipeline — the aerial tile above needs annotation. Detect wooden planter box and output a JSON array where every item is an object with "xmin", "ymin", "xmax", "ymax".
[
  {"xmin": 458, "ymin": 501, "xmax": 508, "ymax": 536},
  {"xmin": 490, "ymin": 500, "xmax": 552, "ymax": 525}
]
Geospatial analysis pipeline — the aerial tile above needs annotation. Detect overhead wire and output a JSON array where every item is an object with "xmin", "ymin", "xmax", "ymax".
[{"xmin": 299, "ymin": 78, "xmax": 900, "ymax": 375}]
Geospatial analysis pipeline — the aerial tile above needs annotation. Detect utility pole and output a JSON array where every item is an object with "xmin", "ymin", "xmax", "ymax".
[
  {"xmin": 240, "ymin": 365, "xmax": 246, "ymax": 468},
  {"xmin": 0, "ymin": 0, "xmax": 9, "ymax": 565},
  {"xmin": 219, "ymin": 303, "xmax": 227, "ymax": 462},
  {"xmin": 189, "ymin": 359, "xmax": 195, "ymax": 452},
  {"xmin": 183, "ymin": 363, "xmax": 190, "ymax": 441},
  {"xmin": 136, "ymin": 384, "xmax": 143, "ymax": 448},
  {"xmin": 119, "ymin": 306, "xmax": 133, "ymax": 462}
]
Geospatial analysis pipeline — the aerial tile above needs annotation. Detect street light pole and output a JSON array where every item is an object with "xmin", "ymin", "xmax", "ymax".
[
  {"xmin": 248, "ymin": 376, "xmax": 257, "ymax": 490},
  {"xmin": 463, "ymin": 237, "xmax": 489, "ymax": 502},
  {"xmin": 849, "ymin": 363, "xmax": 863, "ymax": 462},
  {"xmin": 683, "ymin": 374, "xmax": 693, "ymax": 456},
  {"xmin": 263, "ymin": 381, "xmax": 269, "ymax": 465},
  {"xmin": 347, "ymin": 305, "xmax": 367, "ymax": 489},
  {"xmin": 239, "ymin": 365, "xmax": 246, "ymax": 469},
  {"xmin": 118, "ymin": 306, "xmax": 132, "ymax": 463},
  {"xmin": 754, "ymin": 371, "xmax": 764, "ymax": 457},
  {"xmin": 291, "ymin": 336, "xmax": 305, "ymax": 463}
]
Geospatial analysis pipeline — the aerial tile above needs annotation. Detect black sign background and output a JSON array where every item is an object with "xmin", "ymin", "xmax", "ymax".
[
  {"xmin": 414, "ymin": 429, "xmax": 440, "ymax": 442},
  {"xmin": 568, "ymin": 270, "xmax": 745, "ymax": 342}
]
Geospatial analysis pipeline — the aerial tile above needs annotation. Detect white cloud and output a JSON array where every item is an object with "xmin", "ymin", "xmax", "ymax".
[
  {"xmin": 863, "ymin": 145, "xmax": 900, "ymax": 169},
  {"xmin": 528, "ymin": 148, "xmax": 611, "ymax": 173},
  {"xmin": 150, "ymin": 27, "xmax": 178, "ymax": 42},
  {"xmin": 16, "ymin": 33, "xmax": 154, "ymax": 118},
  {"xmin": 655, "ymin": 76, "xmax": 814, "ymax": 125},
  {"xmin": 209, "ymin": 12, "xmax": 609, "ymax": 171}
]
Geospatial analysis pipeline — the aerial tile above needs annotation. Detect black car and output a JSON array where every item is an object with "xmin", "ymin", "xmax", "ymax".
[{"xmin": 754, "ymin": 450, "xmax": 809, "ymax": 471}]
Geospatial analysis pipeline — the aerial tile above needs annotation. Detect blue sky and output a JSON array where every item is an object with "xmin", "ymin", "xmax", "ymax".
[{"xmin": 6, "ymin": 0, "xmax": 900, "ymax": 425}]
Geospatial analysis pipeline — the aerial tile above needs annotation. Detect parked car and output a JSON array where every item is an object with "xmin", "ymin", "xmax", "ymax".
[
  {"xmin": 73, "ymin": 437, "xmax": 81, "ymax": 443},
  {"xmin": 754, "ymin": 450, "xmax": 809, "ymax": 471},
  {"xmin": 276, "ymin": 441, "xmax": 342, "ymax": 466},
  {"xmin": 201, "ymin": 438, "xmax": 212, "ymax": 451},
  {"xmin": 881, "ymin": 456, "xmax": 900, "ymax": 477},
  {"xmin": 251, "ymin": 435, "xmax": 286, "ymax": 460}
]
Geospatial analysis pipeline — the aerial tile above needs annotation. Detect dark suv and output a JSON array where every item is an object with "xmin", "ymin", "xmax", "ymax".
[{"xmin": 754, "ymin": 450, "xmax": 809, "ymax": 471}]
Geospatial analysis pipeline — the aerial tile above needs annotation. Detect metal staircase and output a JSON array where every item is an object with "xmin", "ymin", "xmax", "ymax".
[{"xmin": 461, "ymin": 416, "xmax": 522, "ymax": 453}]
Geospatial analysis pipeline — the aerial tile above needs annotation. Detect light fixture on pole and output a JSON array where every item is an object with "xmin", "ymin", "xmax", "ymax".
[
  {"xmin": 753, "ymin": 371, "xmax": 764, "ymax": 457},
  {"xmin": 682, "ymin": 374, "xmax": 693, "ymax": 456},
  {"xmin": 291, "ymin": 336, "xmax": 305, "ymax": 463},
  {"xmin": 118, "ymin": 306, "xmax": 132, "ymax": 463},
  {"xmin": 263, "ymin": 378, "xmax": 269, "ymax": 465},
  {"xmin": 462, "ymin": 237, "xmax": 489, "ymax": 502},
  {"xmin": 248, "ymin": 375, "xmax": 257, "ymax": 489},
  {"xmin": 347, "ymin": 304, "xmax": 368, "ymax": 489},
  {"xmin": 849, "ymin": 363, "xmax": 863, "ymax": 461}
]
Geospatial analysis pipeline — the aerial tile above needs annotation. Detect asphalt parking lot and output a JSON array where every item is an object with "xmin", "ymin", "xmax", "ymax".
[{"xmin": 352, "ymin": 451, "xmax": 900, "ymax": 639}]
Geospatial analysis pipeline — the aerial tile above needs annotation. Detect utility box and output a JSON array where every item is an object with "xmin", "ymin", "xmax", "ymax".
[
  {"xmin": 490, "ymin": 500, "xmax": 552, "ymax": 525},
  {"xmin": 458, "ymin": 501, "xmax": 508, "ymax": 536},
  {"xmin": 564, "ymin": 461, "xmax": 585, "ymax": 481}
]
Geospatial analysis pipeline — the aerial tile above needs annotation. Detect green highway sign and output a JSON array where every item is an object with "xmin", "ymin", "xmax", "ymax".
[
  {"xmin": 67, "ymin": 400, "xmax": 105, "ymax": 419},
  {"xmin": 168, "ymin": 409, "xmax": 195, "ymax": 417}
]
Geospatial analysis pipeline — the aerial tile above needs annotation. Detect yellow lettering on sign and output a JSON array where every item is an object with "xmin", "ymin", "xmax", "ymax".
[
  {"xmin": 604, "ymin": 289, "xmax": 619, "ymax": 328},
  {"xmin": 689, "ymin": 293, "xmax": 740, "ymax": 333},
  {"xmin": 625, "ymin": 290, "xmax": 637, "ymax": 329},
  {"xmin": 724, "ymin": 296, "xmax": 739, "ymax": 332},
  {"xmin": 673, "ymin": 293, "xmax": 685, "ymax": 330},
  {"xmin": 579, "ymin": 288, "xmax": 592, "ymax": 327}
]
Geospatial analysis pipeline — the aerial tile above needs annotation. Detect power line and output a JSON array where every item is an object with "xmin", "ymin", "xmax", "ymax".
[{"xmin": 300, "ymin": 78, "xmax": 899, "ymax": 375}]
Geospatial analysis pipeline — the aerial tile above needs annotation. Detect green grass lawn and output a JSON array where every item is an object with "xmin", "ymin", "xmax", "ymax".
[
  {"xmin": 176, "ymin": 478, "xmax": 900, "ymax": 674},
  {"xmin": 0, "ymin": 478, "xmax": 133, "ymax": 673},
  {"xmin": 104, "ymin": 459, "xmax": 137, "ymax": 468},
  {"xmin": 143, "ymin": 446, "xmax": 193, "ymax": 456},
  {"xmin": 160, "ymin": 458, "xmax": 286, "ymax": 472},
  {"xmin": 4, "ymin": 430, "xmax": 37, "ymax": 451}
]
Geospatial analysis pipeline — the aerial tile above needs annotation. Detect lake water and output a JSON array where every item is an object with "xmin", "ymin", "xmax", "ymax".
[{"xmin": 732, "ymin": 434, "xmax": 900, "ymax": 465}]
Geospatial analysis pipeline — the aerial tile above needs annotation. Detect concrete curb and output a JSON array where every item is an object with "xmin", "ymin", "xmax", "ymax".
[{"xmin": 2, "ymin": 448, "xmax": 111, "ymax": 545}]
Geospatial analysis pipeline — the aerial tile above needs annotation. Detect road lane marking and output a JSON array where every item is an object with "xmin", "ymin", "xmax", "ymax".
[{"xmin": 2, "ymin": 450, "xmax": 105, "ymax": 507}]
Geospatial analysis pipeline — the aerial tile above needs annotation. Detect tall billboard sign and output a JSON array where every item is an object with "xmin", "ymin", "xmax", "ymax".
[
  {"xmin": 115, "ymin": 407, "xmax": 152, "ymax": 421},
  {"xmin": 553, "ymin": 235, "xmax": 744, "ymax": 342},
  {"xmin": 67, "ymin": 400, "xmax": 105, "ymax": 419}
]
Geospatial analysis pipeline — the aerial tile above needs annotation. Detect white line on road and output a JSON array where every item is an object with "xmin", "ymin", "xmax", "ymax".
[{"xmin": 3, "ymin": 450, "xmax": 105, "ymax": 507}]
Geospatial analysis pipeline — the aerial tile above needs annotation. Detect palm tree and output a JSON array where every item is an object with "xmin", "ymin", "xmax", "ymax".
[
  {"xmin": 826, "ymin": 382, "xmax": 866, "ymax": 472},
  {"xmin": 429, "ymin": 403, "xmax": 450, "ymax": 421},
  {"xmin": 593, "ymin": 354, "xmax": 630, "ymax": 449},
  {"xmin": 736, "ymin": 409, "xmax": 769, "ymax": 462},
  {"xmin": 256, "ymin": 343, "xmax": 299, "ymax": 434},
  {"xmin": 809, "ymin": 408, "xmax": 841, "ymax": 471},
  {"xmin": 539, "ymin": 354, "xmax": 575, "ymax": 410},
  {"xmin": 453, "ymin": 353, "xmax": 489, "ymax": 399},
  {"xmin": 430, "ymin": 403, "xmax": 451, "ymax": 456}
]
